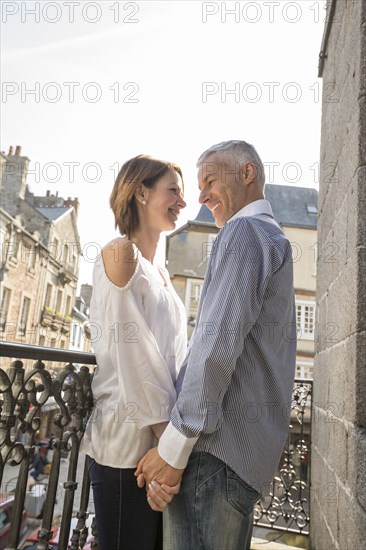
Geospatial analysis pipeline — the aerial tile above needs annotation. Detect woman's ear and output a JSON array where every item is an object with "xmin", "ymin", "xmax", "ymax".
[{"xmin": 135, "ymin": 185, "xmax": 148, "ymax": 205}]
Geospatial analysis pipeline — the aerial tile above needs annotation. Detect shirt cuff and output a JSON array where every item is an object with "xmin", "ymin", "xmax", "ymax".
[{"xmin": 158, "ymin": 421, "xmax": 199, "ymax": 469}]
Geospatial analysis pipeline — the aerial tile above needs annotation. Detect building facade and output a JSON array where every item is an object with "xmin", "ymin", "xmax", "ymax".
[
  {"xmin": 70, "ymin": 284, "xmax": 93, "ymax": 356},
  {"xmin": 0, "ymin": 146, "xmax": 81, "ymax": 360}
]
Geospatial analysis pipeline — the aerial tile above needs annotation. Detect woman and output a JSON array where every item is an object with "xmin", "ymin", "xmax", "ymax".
[{"xmin": 81, "ymin": 155, "xmax": 187, "ymax": 550}]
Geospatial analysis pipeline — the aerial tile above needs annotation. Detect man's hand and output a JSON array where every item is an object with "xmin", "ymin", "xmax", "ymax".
[{"xmin": 134, "ymin": 447, "xmax": 184, "ymax": 487}]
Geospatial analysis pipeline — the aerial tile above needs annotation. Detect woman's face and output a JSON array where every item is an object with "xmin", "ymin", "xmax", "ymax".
[{"xmin": 143, "ymin": 169, "xmax": 186, "ymax": 231}]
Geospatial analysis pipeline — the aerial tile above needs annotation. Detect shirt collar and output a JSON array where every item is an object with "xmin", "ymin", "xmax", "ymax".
[{"xmin": 227, "ymin": 199, "xmax": 274, "ymax": 224}]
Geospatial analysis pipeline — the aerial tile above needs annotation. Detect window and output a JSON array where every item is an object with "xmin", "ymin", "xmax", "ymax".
[
  {"xmin": 185, "ymin": 278, "xmax": 204, "ymax": 318},
  {"xmin": 63, "ymin": 244, "xmax": 69, "ymax": 261},
  {"xmin": 296, "ymin": 302, "xmax": 316, "ymax": 340},
  {"xmin": 39, "ymin": 335, "xmax": 46, "ymax": 347},
  {"xmin": 65, "ymin": 295, "xmax": 71, "ymax": 316},
  {"xmin": 306, "ymin": 204, "xmax": 317, "ymax": 215},
  {"xmin": 77, "ymin": 325, "xmax": 82, "ymax": 348},
  {"xmin": 56, "ymin": 290, "xmax": 63, "ymax": 313},
  {"xmin": 52, "ymin": 238, "xmax": 60, "ymax": 261},
  {"xmin": 0, "ymin": 287, "xmax": 11, "ymax": 331},
  {"xmin": 71, "ymin": 323, "xmax": 77, "ymax": 346},
  {"xmin": 24, "ymin": 242, "xmax": 37, "ymax": 271},
  {"xmin": 10, "ymin": 231, "xmax": 20, "ymax": 262},
  {"xmin": 19, "ymin": 296, "xmax": 31, "ymax": 336},
  {"xmin": 296, "ymin": 362, "xmax": 313, "ymax": 380},
  {"xmin": 71, "ymin": 253, "xmax": 77, "ymax": 273},
  {"xmin": 71, "ymin": 324, "xmax": 83, "ymax": 349},
  {"xmin": 45, "ymin": 283, "xmax": 53, "ymax": 309}
]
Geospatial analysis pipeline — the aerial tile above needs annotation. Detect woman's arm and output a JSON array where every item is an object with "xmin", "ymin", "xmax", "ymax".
[{"xmin": 97, "ymin": 236, "xmax": 177, "ymax": 429}]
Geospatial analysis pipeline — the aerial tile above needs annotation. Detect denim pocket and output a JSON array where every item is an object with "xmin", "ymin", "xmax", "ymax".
[
  {"xmin": 226, "ymin": 466, "xmax": 260, "ymax": 516},
  {"xmin": 196, "ymin": 453, "xmax": 226, "ymax": 492}
]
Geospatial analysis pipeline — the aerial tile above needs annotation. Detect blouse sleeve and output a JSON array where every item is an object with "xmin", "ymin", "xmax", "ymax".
[{"xmin": 93, "ymin": 275, "xmax": 177, "ymax": 430}]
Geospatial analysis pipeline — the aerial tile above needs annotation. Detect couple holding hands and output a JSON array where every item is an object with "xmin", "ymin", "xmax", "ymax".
[{"xmin": 81, "ymin": 140, "xmax": 296, "ymax": 550}]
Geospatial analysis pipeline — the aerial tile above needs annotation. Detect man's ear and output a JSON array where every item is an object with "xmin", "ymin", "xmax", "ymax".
[{"xmin": 241, "ymin": 162, "xmax": 257, "ymax": 184}]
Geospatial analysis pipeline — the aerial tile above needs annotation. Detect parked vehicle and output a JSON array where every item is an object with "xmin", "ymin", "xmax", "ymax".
[
  {"xmin": 21, "ymin": 513, "xmax": 95, "ymax": 549},
  {"xmin": 0, "ymin": 494, "xmax": 28, "ymax": 550}
]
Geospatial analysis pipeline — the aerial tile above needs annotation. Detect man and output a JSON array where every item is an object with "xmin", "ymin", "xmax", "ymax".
[{"xmin": 136, "ymin": 140, "xmax": 297, "ymax": 549}]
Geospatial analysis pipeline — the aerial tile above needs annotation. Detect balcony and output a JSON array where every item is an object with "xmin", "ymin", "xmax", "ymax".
[
  {"xmin": 41, "ymin": 307, "xmax": 72, "ymax": 335},
  {"xmin": 0, "ymin": 341, "xmax": 312, "ymax": 549},
  {"xmin": 0, "ymin": 341, "xmax": 97, "ymax": 550},
  {"xmin": 58, "ymin": 264, "xmax": 75, "ymax": 286}
]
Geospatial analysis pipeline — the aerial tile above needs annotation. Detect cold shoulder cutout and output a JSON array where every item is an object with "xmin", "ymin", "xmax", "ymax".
[{"xmin": 101, "ymin": 237, "xmax": 139, "ymax": 288}]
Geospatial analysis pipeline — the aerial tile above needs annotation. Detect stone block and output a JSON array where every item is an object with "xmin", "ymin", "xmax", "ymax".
[
  {"xmin": 356, "ymin": 166, "xmax": 366, "ymax": 248},
  {"xmin": 310, "ymin": 448, "xmax": 339, "ymax": 550},
  {"xmin": 312, "ymin": 406, "xmax": 331, "ymax": 460},
  {"xmin": 316, "ymin": 229, "xmax": 340, "ymax": 300},
  {"xmin": 358, "ymin": 0, "xmax": 366, "ymax": 90},
  {"xmin": 337, "ymin": 487, "xmax": 366, "ymax": 550},
  {"xmin": 328, "ymin": 334, "xmax": 356, "ymax": 424},
  {"xmin": 312, "ymin": 349, "xmax": 330, "ymax": 406},
  {"xmin": 322, "ymin": 253, "xmax": 358, "ymax": 347},
  {"xmin": 345, "ymin": 172, "xmax": 360, "ymax": 264},
  {"xmin": 356, "ymin": 245, "xmax": 366, "ymax": 333},
  {"xmin": 355, "ymin": 331, "xmax": 366, "ymax": 427},
  {"xmin": 359, "ymin": 95, "xmax": 366, "ymax": 168},
  {"xmin": 347, "ymin": 426, "xmax": 366, "ymax": 510},
  {"xmin": 328, "ymin": 420, "xmax": 348, "ymax": 486}
]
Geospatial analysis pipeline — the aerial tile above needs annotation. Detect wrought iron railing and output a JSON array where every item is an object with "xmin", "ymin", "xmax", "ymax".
[
  {"xmin": 0, "ymin": 341, "xmax": 97, "ymax": 550},
  {"xmin": 0, "ymin": 342, "xmax": 312, "ymax": 548},
  {"xmin": 253, "ymin": 379, "xmax": 313, "ymax": 535}
]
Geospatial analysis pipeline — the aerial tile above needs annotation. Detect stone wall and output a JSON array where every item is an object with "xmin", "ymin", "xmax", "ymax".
[{"xmin": 311, "ymin": 0, "xmax": 366, "ymax": 548}]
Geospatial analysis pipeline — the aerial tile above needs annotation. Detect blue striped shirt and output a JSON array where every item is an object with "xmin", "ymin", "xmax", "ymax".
[{"xmin": 158, "ymin": 200, "xmax": 296, "ymax": 494}]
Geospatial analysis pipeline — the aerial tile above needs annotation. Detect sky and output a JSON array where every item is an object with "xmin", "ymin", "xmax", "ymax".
[{"xmin": 1, "ymin": 0, "xmax": 326, "ymax": 288}]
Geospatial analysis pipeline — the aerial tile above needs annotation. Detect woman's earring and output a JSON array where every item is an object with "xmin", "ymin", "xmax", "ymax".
[{"xmin": 142, "ymin": 199, "xmax": 147, "ymax": 205}]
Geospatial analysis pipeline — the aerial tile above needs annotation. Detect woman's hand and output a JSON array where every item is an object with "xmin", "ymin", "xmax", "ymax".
[{"xmin": 146, "ymin": 480, "xmax": 181, "ymax": 512}]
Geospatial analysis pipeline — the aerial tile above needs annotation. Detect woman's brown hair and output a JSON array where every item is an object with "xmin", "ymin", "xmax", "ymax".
[{"xmin": 110, "ymin": 155, "xmax": 184, "ymax": 238}]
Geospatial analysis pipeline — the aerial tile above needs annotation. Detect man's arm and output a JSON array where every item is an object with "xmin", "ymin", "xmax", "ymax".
[{"xmin": 135, "ymin": 447, "xmax": 184, "ymax": 486}]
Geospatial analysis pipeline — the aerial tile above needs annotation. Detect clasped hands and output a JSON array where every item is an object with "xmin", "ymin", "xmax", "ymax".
[{"xmin": 134, "ymin": 447, "xmax": 184, "ymax": 512}]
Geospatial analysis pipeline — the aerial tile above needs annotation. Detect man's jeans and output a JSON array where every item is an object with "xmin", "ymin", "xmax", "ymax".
[{"xmin": 164, "ymin": 452, "xmax": 260, "ymax": 550}]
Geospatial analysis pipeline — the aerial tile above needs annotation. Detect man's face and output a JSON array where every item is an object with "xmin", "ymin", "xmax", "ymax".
[{"xmin": 197, "ymin": 153, "xmax": 249, "ymax": 228}]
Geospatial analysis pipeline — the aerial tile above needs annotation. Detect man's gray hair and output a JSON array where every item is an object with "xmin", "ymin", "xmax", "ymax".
[{"xmin": 197, "ymin": 140, "xmax": 265, "ymax": 188}]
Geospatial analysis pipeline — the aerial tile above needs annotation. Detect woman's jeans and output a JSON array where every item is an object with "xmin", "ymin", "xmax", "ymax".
[
  {"xmin": 88, "ymin": 457, "xmax": 162, "ymax": 550},
  {"xmin": 163, "ymin": 452, "xmax": 260, "ymax": 550}
]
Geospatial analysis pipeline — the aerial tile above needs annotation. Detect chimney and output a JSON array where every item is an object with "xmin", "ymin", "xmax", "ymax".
[
  {"xmin": 15, "ymin": 146, "xmax": 22, "ymax": 156},
  {"xmin": 46, "ymin": 190, "xmax": 50, "ymax": 197},
  {"xmin": 8, "ymin": 146, "xmax": 13, "ymax": 156},
  {"xmin": 64, "ymin": 197, "xmax": 80, "ymax": 217}
]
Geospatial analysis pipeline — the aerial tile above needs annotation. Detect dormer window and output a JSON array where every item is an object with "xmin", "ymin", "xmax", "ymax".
[{"xmin": 306, "ymin": 205, "xmax": 317, "ymax": 214}]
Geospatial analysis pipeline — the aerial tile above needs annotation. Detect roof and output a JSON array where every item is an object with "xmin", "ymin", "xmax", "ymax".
[
  {"xmin": 193, "ymin": 184, "xmax": 318, "ymax": 229},
  {"xmin": 35, "ymin": 206, "xmax": 71, "ymax": 221},
  {"xmin": 265, "ymin": 184, "xmax": 318, "ymax": 228}
]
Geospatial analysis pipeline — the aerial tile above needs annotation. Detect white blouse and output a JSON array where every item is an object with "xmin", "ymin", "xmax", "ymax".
[{"xmin": 80, "ymin": 247, "xmax": 187, "ymax": 468}]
